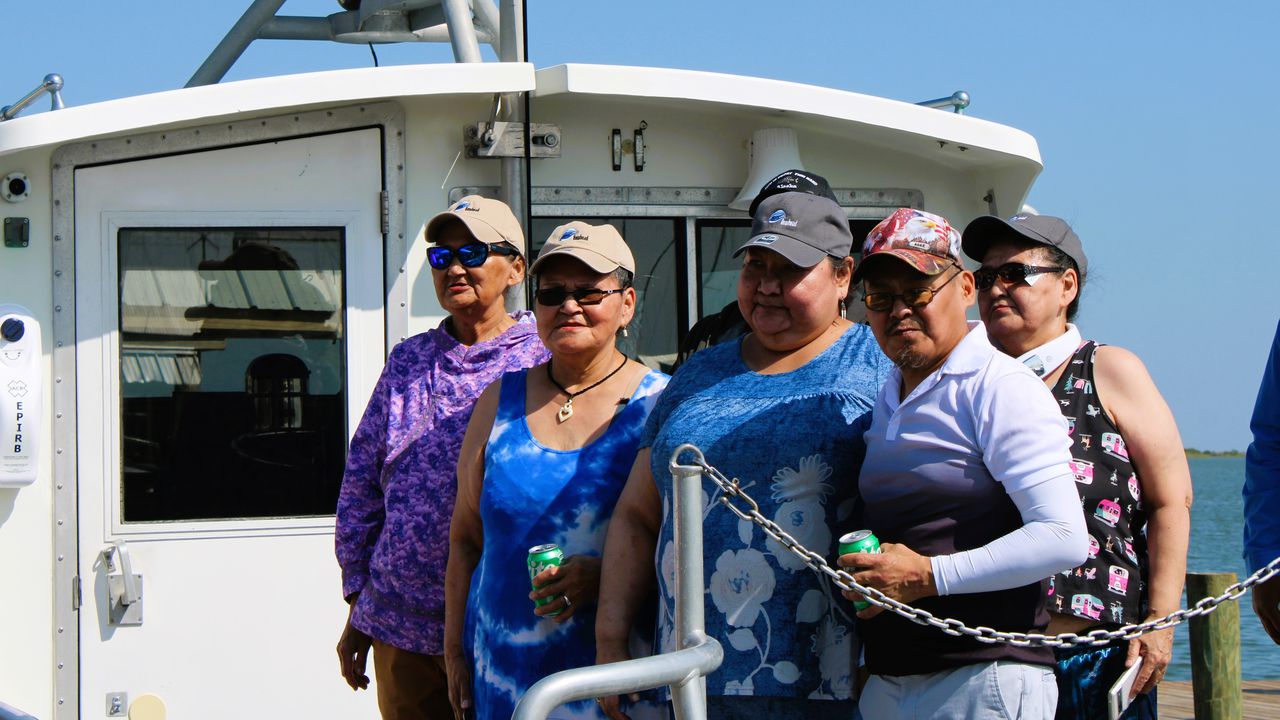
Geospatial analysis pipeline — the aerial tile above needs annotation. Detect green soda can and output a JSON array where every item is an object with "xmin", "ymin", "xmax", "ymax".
[
  {"xmin": 527, "ymin": 543, "xmax": 565, "ymax": 616},
  {"xmin": 838, "ymin": 530, "xmax": 881, "ymax": 611}
]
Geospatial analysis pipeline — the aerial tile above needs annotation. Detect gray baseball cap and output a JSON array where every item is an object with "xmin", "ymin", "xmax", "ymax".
[
  {"xmin": 962, "ymin": 213, "xmax": 1089, "ymax": 276},
  {"xmin": 734, "ymin": 193, "xmax": 853, "ymax": 268}
]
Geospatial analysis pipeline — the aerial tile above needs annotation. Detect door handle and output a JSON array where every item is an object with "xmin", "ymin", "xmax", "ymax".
[{"xmin": 100, "ymin": 541, "xmax": 144, "ymax": 626}]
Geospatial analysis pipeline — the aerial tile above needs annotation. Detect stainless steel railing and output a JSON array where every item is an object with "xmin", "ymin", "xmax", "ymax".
[
  {"xmin": 1, "ymin": 74, "xmax": 64, "ymax": 121},
  {"xmin": 916, "ymin": 90, "xmax": 971, "ymax": 114},
  {"xmin": 511, "ymin": 444, "xmax": 723, "ymax": 720}
]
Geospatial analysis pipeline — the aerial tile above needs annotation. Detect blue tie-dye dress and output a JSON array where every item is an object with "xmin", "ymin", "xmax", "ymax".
[{"xmin": 465, "ymin": 367, "xmax": 669, "ymax": 720}]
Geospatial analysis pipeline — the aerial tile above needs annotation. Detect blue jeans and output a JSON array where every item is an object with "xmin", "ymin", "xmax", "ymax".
[{"xmin": 1054, "ymin": 643, "xmax": 1157, "ymax": 720}]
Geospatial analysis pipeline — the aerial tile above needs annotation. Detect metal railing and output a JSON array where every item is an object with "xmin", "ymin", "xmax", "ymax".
[
  {"xmin": 511, "ymin": 445, "xmax": 723, "ymax": 720},
  {"xmin": 1, "ymin": 74, "xmax": 64, "ymax": 121},
  {"xmin": 187, "ymin": 0, "xmax": 502, "ymax": 87},
  {"xmin": 917, "ymin": 90, "xmax": 970, "ymax": 114}
]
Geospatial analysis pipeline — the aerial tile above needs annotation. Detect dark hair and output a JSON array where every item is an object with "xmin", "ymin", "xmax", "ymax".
[{"xmin": 1038, "ymin": 245, "xmax": 1084, "ymax": 321}]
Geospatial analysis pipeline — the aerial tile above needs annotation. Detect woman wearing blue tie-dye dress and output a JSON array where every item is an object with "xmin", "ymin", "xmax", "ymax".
[{"xmin": 444, "ymin": 221, "xmax": 668, "ymax": 720}]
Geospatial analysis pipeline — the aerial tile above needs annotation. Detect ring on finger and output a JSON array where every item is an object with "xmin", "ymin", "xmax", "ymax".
[{"xmin": 563, "ymin": 595, "xmax": 572, "ymax": 608}]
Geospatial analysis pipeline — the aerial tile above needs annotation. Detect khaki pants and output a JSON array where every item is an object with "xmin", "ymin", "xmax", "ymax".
[{"xmin": 372, "ymin": 639, "xmax": 453, "ymax": 720}]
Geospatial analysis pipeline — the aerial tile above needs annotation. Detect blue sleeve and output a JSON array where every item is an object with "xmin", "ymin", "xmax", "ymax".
[{"xmin": 1244, "ymin": 318, "xmax": 1280, "ymax": 574}]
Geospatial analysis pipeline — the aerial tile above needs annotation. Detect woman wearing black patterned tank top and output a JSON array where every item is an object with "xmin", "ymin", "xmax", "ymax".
[{"xmin": 961, "ymin": 214, "xmax": 1192, "ymax": 720}]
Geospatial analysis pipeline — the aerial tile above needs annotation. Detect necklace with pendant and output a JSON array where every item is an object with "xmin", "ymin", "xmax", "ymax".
[{"xmin": 547, "ymin": 354, "xmax": 629, "ymax": 423}]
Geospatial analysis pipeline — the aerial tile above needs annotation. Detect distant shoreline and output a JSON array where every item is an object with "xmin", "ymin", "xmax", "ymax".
[{"xmin": 1186, "ymin": 448, "xmax": 1245, "ymax": 459}]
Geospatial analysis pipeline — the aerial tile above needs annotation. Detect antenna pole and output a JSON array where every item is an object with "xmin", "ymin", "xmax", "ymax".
[{"xmin": 498, "ymin": 0, "xmax": 528, "ymax": 290}]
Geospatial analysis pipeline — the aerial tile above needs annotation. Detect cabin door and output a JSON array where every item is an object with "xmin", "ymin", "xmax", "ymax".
[{"xmin": 74, "ymin": 129, "xmax": 384, "ymax": 718}]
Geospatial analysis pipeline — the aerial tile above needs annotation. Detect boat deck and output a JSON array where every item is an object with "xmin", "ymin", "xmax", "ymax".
[{"xmin": 1159, "ymin": 679, "xmax": 1280, "ymax": 719}]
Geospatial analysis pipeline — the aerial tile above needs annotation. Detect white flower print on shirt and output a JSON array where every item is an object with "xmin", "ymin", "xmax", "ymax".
[
  {"xmin": 809, "ymin": 616, "xmax": 854, "ymax": 700},
  {"xmin": 769, "ymin": 454, "xmax": 834, "ymax": 502},
  {"xmin": 765, "ymin": 455, "xmax": 834, "ymax": 572},
  {"xmin": 709, "ymin": 549, "xmax": 776, "ymax": 627}
]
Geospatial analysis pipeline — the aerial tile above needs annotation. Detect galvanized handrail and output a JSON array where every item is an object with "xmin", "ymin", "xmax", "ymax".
[
  {"xmin": 917, "ymin": 90, "xmax": 970, "ymax": 114},
  {"xmin": 1, "ymin": 73, "xmax": 65, "ymax": 121},
  {"xmin": 511, "ymin": 444, "xmax": 723, "ymax": 720}
]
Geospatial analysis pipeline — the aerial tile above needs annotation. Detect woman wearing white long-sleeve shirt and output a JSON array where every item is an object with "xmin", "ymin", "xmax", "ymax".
[{"xmin": 841, "ymin": 208, "xmax": 1088, "ymax": 720}]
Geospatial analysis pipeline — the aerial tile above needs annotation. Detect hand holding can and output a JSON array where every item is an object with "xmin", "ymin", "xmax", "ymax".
[
  {"xmin": 838, "ymin": 530, "xmax": 881, "ymax": 611},
  {"xmin": 527, "ymin": 544, "xmax": 566, "ymax": 616}
]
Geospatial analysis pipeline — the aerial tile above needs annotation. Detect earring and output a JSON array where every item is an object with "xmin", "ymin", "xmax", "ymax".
[
  {"xmin": 621, "ymin": 325, "xmax": 629, "ymax": 337},
  {"xmin": 839, "ymin": 298, "xmax": 848, "ymax": 320}
]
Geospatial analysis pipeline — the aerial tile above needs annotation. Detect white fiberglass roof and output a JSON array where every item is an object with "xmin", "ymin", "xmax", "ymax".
[
  {"xmin": 0, "ymin": 63, "xmax": 536, "ymax": 159},
  {"xmin": 537, "ymin": 64, "xmax": 1041, "ymax": 171},
  {"xmin": 0, "ymin": 61, "xmax": 1040, "ymax": 177}
]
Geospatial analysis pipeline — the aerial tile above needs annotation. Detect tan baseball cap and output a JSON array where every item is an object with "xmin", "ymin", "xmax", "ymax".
[
  {"xmin": 423, "ymin": 195, "xmax": 526, "ymax": 256},
  {"xmin": 530, "ymin": 221, "xmax": 636, "ymax": 275}
]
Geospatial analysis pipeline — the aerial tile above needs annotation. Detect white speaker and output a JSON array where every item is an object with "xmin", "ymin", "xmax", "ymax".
[{"xmin": 729, "ymin": 127, "xmax": 804, "ymax": 211}]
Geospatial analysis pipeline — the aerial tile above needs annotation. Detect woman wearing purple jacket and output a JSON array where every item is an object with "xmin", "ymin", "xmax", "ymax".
[{"xmin": 335, "ymin": 196, "xmax": 549, "ymax": 720}]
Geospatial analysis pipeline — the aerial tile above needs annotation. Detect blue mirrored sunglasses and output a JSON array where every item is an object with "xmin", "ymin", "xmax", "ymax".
[{"xmin": 427, "ymin": 241, "xmax": 519, "ymax": 270}]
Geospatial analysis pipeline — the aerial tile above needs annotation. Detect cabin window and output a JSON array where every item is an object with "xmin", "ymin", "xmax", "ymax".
[
  {"xmin": 695, "ymin": 218, "xmax": 879, "ymax": 323},
  {"xmin": 530, "ymin": 217, "xmax": 686, "ymax": 372},
  {"xmin": 696, "ymin": 220, "xmax": 751, "ymax": 320},
  {"xmin": 117, "ymin": 227, "xmax": 347, "ymax": 522}
]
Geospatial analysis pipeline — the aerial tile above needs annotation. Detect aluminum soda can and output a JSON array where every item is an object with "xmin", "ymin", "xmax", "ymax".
[
  {"xmin": 527, "ymin": 543, "xmax": 565, "ymax": 616},
  {"xmin": 838, "ymin": 530, "xmax": 881, "ymax": 611}
]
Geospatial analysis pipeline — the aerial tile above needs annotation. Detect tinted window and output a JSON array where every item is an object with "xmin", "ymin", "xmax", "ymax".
[
  {"xmin": 530, "ymin": 218, "xmax": 686, "ymax": 372},
  {"xmin": 118, "ymin": 228, "xmax": 346, "ymax": 521}
]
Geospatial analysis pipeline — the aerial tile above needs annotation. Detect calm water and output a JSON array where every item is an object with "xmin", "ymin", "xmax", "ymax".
[{"xmin": 1167, "ymin": 456, "xmax": 1278, "ymax": 680}]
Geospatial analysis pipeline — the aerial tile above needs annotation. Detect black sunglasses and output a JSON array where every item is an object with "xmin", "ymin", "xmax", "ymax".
[
  {"xmin": 534, "ymin": 287, "xmax": 626, "ymax": 307},
  {"xmin": 973, "ymin": 263, "xmax": 1065, "ymax": 291},
  {"xmin": 863, "ymin": 265, "xmax": 962, "ymax": 312},
  {"xmin": 427, "ymin": 241, "xmax": 519, "ymax": 270}
]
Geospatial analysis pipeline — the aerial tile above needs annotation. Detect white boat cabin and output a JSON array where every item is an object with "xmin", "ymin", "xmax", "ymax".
[{"xmin": 0, "ymin": 3, "xmax": 1041, "ymax": 717}]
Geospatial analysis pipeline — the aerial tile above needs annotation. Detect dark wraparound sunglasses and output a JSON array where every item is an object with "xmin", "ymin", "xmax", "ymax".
[
  {"xmin": 427, "ymin": 241, "xmax": 519, "ymax": 270},
  {"xmin": 863, "ymin": 265, "xmax": 963, "ymax": 312},
  {"xmin": 974, "ymin": 263, "xmax": 1065, "ymax": 291},
  {"xmin": 534, "ymin": 287, "xmax": 626, "ymax": 307}
]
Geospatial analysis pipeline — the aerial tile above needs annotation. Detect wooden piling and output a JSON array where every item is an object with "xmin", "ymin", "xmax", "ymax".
[{"xmin": 1187, "ymin": 572, "xmax": 1242, "ymax": 720}]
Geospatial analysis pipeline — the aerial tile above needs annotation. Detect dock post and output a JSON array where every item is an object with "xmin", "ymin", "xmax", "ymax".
[{"xmin": 1187, "ymin": 572, "xmax": 1242, "ymax": 720}]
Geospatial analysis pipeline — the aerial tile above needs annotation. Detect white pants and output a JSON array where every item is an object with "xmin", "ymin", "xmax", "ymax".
[{"xmin": 859, "ymin": 661, "xmax": 1057, "ymax": 720}]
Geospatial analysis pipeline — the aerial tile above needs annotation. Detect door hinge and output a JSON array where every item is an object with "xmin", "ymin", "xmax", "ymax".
[
  {"xmin": 379, "ymin": 191, "xmax": 390, "ymax": 235},
  {"xmin": 72, "ymin": 575, "xmax": 81, "ymax": 610}
]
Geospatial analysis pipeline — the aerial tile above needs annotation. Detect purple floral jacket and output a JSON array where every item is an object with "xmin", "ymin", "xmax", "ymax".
[{"xmin": 335, "ymin": 311, "xmax": 549, "ymax": 654}]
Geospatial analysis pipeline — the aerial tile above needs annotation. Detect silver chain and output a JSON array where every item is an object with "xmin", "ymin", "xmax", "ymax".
[{"xmin": 689, "ymin": 454, "xmax": 1280, "ymax": 649}]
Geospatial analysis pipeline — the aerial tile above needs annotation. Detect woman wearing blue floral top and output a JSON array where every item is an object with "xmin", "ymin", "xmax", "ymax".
[{"xmin": 596, "ymin": 192, "xmax": 893, "ymax": 719}]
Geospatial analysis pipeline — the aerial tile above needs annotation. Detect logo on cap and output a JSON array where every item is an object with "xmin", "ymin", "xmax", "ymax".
[
  {"xmin": 559, "ymin": 228, "xmax": 578, "ymax": 242},
  {"xmin": 454, "ymin": 201, "xmax": 471, "ymax": 211},
  {"xmin": 1011, "ymin": 214, "xmax": 1029, "ymax": 221},
  {"xmin": 767, "ymin": 210, "xmax": 799, "ymax": 228},
  {"xmin": 753, "ymin": 234, "xmax": 779, "ymax": 245}
]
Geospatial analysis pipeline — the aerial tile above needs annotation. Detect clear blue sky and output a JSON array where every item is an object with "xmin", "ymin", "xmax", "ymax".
[{"xmin": 4, "ymin": 1, "xmax": 1276, "ymax": 451}]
